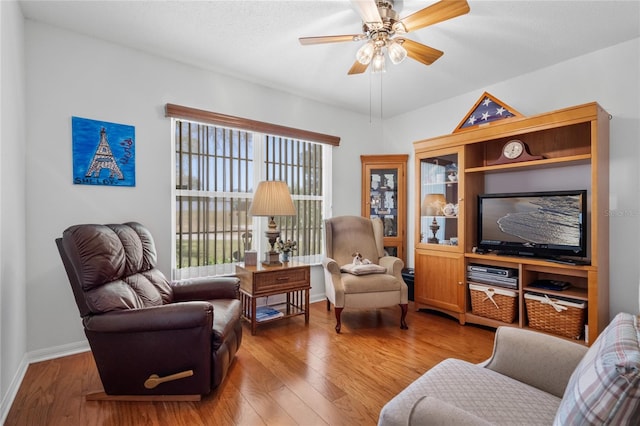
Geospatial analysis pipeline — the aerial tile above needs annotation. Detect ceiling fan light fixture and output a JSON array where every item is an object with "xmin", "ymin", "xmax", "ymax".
[
  {"xmin": 299, "ymin": 0, "xmax": 471, "ymax": 75},
  {"xmin": 356, "ymin": 41, "xmax": 375, "ymax": 65},
  {"xmin": 371, "ymin": 50, "xmax": 386, "ymax": 73},
  {"xmin": 392, "ymin": 21, "xmax": 407, "ymax": 34},
  {"xmin": 387, "ymin": 40, "xmax": 407, "ymax": 64}
]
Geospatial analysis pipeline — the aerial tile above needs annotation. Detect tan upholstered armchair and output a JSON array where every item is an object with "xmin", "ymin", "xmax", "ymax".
[
  {"xmin": 56, "ymin": 222, "xmax": 242, "ymax": 401},
  {"xmin": 323, "ymin": 216, "xmax": 408, "ymax": 333}
]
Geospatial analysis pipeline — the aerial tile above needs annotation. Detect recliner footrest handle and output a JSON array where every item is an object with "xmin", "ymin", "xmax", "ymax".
[{"xmin": 144, "ymin": 370, "xmax": 194, "ymax": 389}]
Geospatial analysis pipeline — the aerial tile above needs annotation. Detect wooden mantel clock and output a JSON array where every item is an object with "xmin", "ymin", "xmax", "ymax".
[{"xmin": 488, "ymin": 139, "xmax": 543, "ymax": 165}]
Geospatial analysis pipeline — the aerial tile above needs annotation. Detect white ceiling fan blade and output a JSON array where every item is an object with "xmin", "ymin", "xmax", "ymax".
[{"xmin": 350, "ymin": 0, "xmax": 382, "ymax": 28}]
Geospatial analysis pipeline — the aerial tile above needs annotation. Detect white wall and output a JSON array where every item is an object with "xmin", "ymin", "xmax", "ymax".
[
  {"xmin": 0, "ymin": 0, "xmax": 27, "ymax": 418},
  {"xmin": 21, "ymin": 14, "xmax": 640, "ymax": 358},
  {"xmin": 385, "ymin": 38, "xmax": 640, "ymax": 319},
  {"xmin": 24, "ymin": 20, "xmax": 386, "ymax": 355}
]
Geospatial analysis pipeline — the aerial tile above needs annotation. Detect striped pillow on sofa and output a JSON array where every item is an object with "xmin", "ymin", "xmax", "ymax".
[{"xmin": 554, "ymin": 312, "xmax": 640, "ymax": 425}]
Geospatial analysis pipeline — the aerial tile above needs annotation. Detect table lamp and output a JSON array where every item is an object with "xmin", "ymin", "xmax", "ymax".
[
  {"xmin": 248, "ymin": 180, "xmax": 297, "ymax": 266},
  {"xmin": 421, "ymin": 194, "xmax": 446, "ymax": 244}
]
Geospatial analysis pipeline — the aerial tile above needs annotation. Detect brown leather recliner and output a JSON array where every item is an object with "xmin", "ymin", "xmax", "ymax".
[{"xmin": 56, "ymin": 222, "xmax": 242, "ymax": 400}]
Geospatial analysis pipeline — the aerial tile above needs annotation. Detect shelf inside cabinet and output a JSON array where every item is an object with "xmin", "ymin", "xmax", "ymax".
[
  {"xmin": 465, "ymin": 154, "xmax": 591, "ymax": 173},
  {"xmin": 423, "ymin": 180, "xmax": 459, "ymax": 186},
  {"xmin": 466, "ymin": 253, "xmax": 593, "ymax": 271},
  {"xmin": 463, "ymin": 120, "xmax": 593, "ymax": 170},
  {"xmin": 467, "ymin": 280, "xmax": 519, "ymax": 294},
  {"xmin": 522, "ymin": 285, "xmax": 587, "ymax": 301},
  {"xmin": 522, "ymin": 263, "xmax": 589, "ymax": 302}
]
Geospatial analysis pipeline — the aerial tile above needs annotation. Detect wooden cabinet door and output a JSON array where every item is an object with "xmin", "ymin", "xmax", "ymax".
[{"xmin": 415, "ymin": 250, "xmax": 465, "ymax": 322}]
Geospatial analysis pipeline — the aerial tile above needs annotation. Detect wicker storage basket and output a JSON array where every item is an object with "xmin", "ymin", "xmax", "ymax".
[
  {"xmin": 524, "ymin": 293, "xmax": 586, "ymax": 339},
  {"xmin": 469, "ymin": 283, "xmax": 517, "ymax": 323}
]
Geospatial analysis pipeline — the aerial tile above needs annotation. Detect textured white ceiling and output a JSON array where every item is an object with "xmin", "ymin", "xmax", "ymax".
[{"xmin": 19, "ymin": 0, "xmax": 640, "ymax": 117}]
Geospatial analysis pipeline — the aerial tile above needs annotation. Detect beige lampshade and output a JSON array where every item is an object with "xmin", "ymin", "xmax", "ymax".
[
  {"xmin": 249, "ymin": 181, "xmax": 296, "ymax": 217},
  {"xmin": 421, "ymin": 194, "xmax": 446, "ymax": 216}
]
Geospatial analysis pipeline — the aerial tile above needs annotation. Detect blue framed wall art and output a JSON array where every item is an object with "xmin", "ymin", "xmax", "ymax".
[{"xmin": 72, "ymin": 116, "xmax": 135, "ymax": 186}]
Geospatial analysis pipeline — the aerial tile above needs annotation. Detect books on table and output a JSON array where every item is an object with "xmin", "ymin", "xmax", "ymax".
[{"xmin": 255, "ymin": 306, "xmax": 284, "ymax": 322}]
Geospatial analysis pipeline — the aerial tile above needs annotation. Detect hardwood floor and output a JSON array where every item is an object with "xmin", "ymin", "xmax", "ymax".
[{"xmin": 5, "ymin": 301, "xmax": 496, "ymax": 426}]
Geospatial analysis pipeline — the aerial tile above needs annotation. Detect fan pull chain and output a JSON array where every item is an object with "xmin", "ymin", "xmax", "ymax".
[
  {"xmin": 380, "ymin": 72, "xmax": 383, "ymax": 123},
  {"xmin": 369, "ymin": 69, "xmax": 372, "ymax": 123}
]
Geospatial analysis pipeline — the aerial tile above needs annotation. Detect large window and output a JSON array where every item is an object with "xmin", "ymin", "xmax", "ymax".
[{"xmin": 170, "ymin": 105, "xmax": 337, "ymax": 279}]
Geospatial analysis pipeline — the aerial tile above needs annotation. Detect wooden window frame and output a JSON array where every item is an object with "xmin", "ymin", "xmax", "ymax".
[{"xmin": 166, "ymin": 103, "xmax": 340, "ymax": 146}]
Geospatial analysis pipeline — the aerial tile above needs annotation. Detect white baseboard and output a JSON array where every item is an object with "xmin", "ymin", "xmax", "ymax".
[
  {"xmin": 0, "ymin": 355, "xmax": 28, "ymax": 426},
  {"xmin": 0, "ymin": 340, "xmax": 89, "ymax": 424},
  {"xmin": 27, "ymin": 340, "xmax": 90, "ymax": 364},
  {"xmin": 310, "ymin": 294, "xmax": 325, "ymax": 304}
]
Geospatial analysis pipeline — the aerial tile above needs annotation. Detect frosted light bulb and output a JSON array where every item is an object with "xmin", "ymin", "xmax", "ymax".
[
  {"xmin": 356, "ymin": 42, "xmax": 374, "ymax": 65},
  {"xmin": 388, "ymin": 40, "xmax": 407, "ymax": 65},
  {"xmin": 372, "ymin": 50, "xmax": 386, "ymax": 73}
]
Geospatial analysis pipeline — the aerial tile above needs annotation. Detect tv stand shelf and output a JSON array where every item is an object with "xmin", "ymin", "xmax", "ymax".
[
  {"xmin": 466, "ymin": 252, "xmax": 593, "ymax": 270},
  {"xmin": 467, "ymin": 252, "xmax": 592, "ymax": 268},
  {"xmin": 413, "ymin": 102, "xmax": 609, "ymax": 346},
  {"xmin": 464, "ymin": 253, "xmax": 594, "ymax": 342},
  {"xmin": 522, "ymin": 286, "xmax": 587, "ymax": 302}
]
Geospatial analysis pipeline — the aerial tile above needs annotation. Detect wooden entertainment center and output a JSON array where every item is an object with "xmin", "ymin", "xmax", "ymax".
[{"xmin": 413, "ymin": 102, "xmax": 609, "ymax": 345}]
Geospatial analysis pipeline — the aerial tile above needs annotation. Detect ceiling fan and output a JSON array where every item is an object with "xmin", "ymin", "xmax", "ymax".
[{"xmin": 299, "ymin": 0, "xmax": 470, "ymax": 75}]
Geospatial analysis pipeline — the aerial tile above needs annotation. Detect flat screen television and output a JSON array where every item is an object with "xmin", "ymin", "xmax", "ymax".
[{"xmin": 477, "ymin": 190, "xmax": 587, "ymax": 259}]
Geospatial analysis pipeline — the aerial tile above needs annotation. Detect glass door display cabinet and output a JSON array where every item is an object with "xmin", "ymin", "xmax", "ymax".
[
  {"xmin": 419, "ymin": 152, "xmax": 460, "ymax": 248},
  {"xmin": 361, "ymin": 155, "xmax": 408, "ymax": 264},
  {"xmin": 414, "ymin": 146, "xmax": 466, "ymax": 323}
]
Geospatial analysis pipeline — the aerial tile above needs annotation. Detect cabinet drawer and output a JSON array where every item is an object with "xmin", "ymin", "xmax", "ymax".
[{"xmin": 252, "ymin": 268, "xmax": 309, "ymax": 295}]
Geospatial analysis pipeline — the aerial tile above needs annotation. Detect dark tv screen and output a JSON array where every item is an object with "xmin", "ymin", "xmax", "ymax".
[{"xmin": 477, "ymin": 190, "xmax": 587, "ymax": 258}]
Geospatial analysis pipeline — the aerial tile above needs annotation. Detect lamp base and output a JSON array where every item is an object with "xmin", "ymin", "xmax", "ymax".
[
  {"xmin": 262, "ymin": 251, "xmax": 282, "ymax": 266},
  {"xmin": 428, "ymin": 216, "xmax": 440, "ymax": 244}
]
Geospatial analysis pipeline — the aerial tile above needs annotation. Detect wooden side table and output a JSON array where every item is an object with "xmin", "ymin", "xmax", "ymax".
[{"xmin": 235, "ymin": 261, "xmax": 311, "ymax": 335}]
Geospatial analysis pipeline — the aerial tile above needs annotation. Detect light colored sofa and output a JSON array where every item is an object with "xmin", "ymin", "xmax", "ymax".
[{"xmin": 378, "ymin": 312, "xmax": 640, "ymax": 425}]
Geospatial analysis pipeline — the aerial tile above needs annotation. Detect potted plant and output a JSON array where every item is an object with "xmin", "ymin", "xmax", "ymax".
[{"xmin": 275, "ymin": 237, "xmax": 297, "ymax": 262}]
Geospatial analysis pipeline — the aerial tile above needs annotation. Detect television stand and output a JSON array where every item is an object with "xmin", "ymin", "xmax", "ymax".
[
  {"xmin": 493, "ymin": 250, "xmax": 535, "ymax": 258},
  {"xmin": 413, "ymin": 101, "xmax": 609, "ymax": 346},
  {"xmin": 546, "ymin": 257, "xmax": 591, "ymax": 266},
  {"xmin": 490, "ymin": 251, "xmax": 591, "ymax": 266}
]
